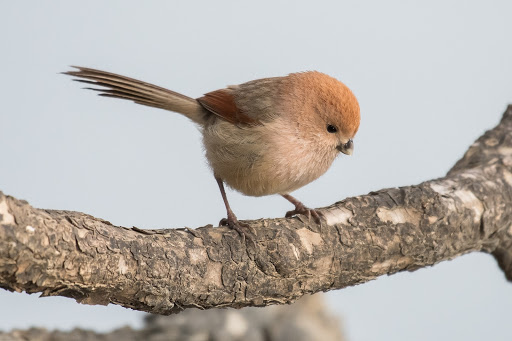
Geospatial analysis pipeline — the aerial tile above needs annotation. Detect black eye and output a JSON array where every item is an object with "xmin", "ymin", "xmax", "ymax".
[{"xmin": 327, "ymin": 124, "xmax": 337, "ymax": 133}]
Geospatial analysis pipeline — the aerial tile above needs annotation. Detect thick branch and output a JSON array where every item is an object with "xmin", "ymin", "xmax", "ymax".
[{"xmin": 1, "ymin": 106, "xmax": 512, "ymax": 314}]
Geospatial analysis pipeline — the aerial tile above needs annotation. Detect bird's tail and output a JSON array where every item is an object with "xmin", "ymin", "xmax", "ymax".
[{"xmin": 64, "ymin": 66, "xmax": 207, "ymax": 125}]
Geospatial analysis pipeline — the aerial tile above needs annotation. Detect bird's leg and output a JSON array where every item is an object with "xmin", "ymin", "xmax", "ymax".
[
  {"xmin": 281, "ymin": 193, "xmax": 322, "ymax": 224},
  {"xmin": 215, "ymin": 177, "xmax": 249, "ymax": 236}
]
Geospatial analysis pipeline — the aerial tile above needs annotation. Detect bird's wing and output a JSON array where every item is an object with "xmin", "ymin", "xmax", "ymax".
[{"xmin": 197, "ymin": 89, "xmax": 260, "ymax": 126}]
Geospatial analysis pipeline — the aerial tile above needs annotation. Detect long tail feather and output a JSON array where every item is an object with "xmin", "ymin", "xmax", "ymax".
[{"xmin": 63, "ymin": 66, "xmax": 207, "ymax": 125}]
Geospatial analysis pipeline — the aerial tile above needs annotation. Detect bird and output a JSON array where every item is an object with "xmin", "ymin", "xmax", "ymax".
[{"xmin": 64, "ymin": 66, "xmax": 360, "ymax": 234}]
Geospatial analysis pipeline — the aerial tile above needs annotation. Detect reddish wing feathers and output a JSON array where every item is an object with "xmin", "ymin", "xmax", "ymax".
[
  {"xmin": 66, "ymin": 66, "xmax": 259, "ymax": 127},
  {"xmin": 197, "ymin": 89, "xmax": 260, "ymax": 126}
]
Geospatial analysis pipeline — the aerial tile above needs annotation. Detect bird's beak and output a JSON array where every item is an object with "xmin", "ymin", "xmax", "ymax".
[{"xmin": 337, "ymin": 139, "xmax": 354, "ymax": 155}]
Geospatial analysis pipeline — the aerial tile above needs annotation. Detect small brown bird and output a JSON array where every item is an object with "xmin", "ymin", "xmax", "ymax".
[{"xmin": 64, "ymin": 67, "xmax": 360, "ymax": 233}]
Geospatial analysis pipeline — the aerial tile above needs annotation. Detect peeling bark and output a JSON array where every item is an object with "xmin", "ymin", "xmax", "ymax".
[{"xmin": 1, "ymin": 106, "xmax": 512, "ymax": 315}]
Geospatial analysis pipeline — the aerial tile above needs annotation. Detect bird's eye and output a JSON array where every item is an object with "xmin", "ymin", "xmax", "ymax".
[{"xmin": 327, "ymin": 124, "xmax": 337, "ymax": 133}]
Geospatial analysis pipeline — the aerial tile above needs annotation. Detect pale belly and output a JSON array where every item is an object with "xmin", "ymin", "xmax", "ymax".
[{"xmin": 202, "ymin": 120, "xmax": 338, "ymax": 197}]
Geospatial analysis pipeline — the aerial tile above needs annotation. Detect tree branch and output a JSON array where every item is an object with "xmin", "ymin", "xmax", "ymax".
[{"xmin": 1, "ymin": 106, "xmax": 512, "ymax": 315}]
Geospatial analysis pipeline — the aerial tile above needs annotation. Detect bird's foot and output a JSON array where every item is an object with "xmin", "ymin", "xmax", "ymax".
[
  {"xmin": 219, "ymin": 214, "xmax": 252, "ymax": 241},
  {"xmin": 285, "ymin": 203, "xmax": 323, "ymax": 224}
]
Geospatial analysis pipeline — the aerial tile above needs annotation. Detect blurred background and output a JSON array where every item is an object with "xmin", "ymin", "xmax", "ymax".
[{"xmin": 1, "ymin": 1, "xmax": 512, "ymax": 340}]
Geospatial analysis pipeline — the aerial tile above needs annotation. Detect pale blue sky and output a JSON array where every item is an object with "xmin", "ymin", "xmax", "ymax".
[{"xmin": 1, "ymin": 1, "xmax": 512, "ymax": 340}]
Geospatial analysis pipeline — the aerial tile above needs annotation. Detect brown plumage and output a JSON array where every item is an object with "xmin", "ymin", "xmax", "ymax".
[
  {"xmin": 65, "ymin": 66, "xmax": 207, "ymax": 124},
  {"xmin": 198, "ymin": 89, "xmax": 259, "ymax": 126},
  {"xmin": 64, "ymin": 66, "xmax": 360, "ymax": 233}
]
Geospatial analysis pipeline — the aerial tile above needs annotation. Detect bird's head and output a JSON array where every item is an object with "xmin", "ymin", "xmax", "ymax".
[{"xmin": 281, "ymin": 71, "xmax": 360, "ymax": 156}]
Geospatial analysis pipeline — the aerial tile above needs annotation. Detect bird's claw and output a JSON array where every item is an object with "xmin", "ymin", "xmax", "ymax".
[
  {"xmin": 285, "ymin": 204, "xmax": 323, "ymax": 224},
  {"xmin": 219, "ymin": 216, "xmax": 251, "ymax": 241}
]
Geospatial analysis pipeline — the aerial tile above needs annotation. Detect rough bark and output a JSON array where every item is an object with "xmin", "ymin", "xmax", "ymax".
[{"xmin": 1, "ymin": 106, "xmax": 512, "ymax": 315}]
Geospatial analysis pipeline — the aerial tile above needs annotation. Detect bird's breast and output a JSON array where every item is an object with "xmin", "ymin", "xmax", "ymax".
[{"xmin": 202, "ymin": 118, "xmax": 337, "ymax": 197}]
